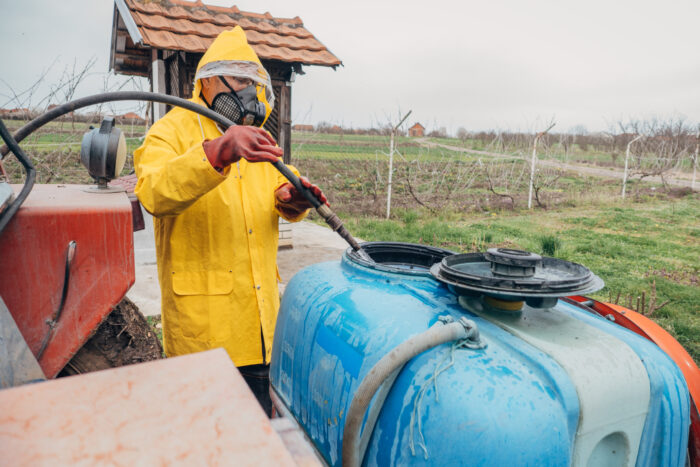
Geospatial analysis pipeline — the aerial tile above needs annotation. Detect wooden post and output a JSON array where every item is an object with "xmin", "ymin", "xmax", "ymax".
[
  {"xmin": 386, "ymin": 130, "xmax": 395, "ymax": 219},
  {"xmin": 622, "ymin": 134, "xmax": 643, "ymax": 199},
  {"xmin": 692, "ymin": 126, "xmax": 699, "ymax": 191},
  {"xmin": 279, "ymin": 81, "xmax": 292, "ymax": 165},
  {"xmin": 151, "ymin": 49, "xmax": 166, "ymax": 122},
  {"xmin": 386, "ymin": 111, "xmax": 412, "ymax": 219}
]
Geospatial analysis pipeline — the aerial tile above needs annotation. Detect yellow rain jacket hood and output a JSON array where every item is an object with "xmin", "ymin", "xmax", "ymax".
[
  {"xmin": 133, "ymin": 27, "xmax": 306, "ymax": 366},
  {"xmin": 192, "ymin": 26, "xmax": 273, "ymax": 124}
]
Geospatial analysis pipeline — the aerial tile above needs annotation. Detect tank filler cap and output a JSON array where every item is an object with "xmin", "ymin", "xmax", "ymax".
[
  {"xmin": 484, "ymin": 248, "xmax": 541, "ymax": 277},
  {"xmin": 430, "ymin": 248, "xmax": 604, "ymax": 308}
]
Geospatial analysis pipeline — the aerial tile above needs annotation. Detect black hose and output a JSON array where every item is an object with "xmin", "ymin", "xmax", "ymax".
[
  {"xmin": 36, "ymin": 240, "xmax": 77, "ymax": 361},
  {"xmin": 0, "ymin": 91, "xmax": 318, "ymax": 235},
  {"xmin": 272, "ymin": 160, "xmax": 321, "ymax": 209},
  {"xmin": 0, "ymin": 118, "xmax": 36, "ymax": 235},
  {"xmin": 1, "ymin": 91, "xmax": 236, "ymax": 158},
  {"xmin": 0, "ymin": 91, "xmax": 366, "ymax": 254}
]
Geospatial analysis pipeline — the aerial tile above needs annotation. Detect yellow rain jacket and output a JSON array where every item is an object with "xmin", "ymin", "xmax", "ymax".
[{"xmin": 134, "ymin": 27, "xmax": 307, "ymax": 366}]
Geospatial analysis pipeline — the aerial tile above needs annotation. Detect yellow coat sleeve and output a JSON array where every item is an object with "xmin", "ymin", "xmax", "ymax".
[{"xmin": 134, "ymin": 116, "xmax": 230, "ymax": 218}]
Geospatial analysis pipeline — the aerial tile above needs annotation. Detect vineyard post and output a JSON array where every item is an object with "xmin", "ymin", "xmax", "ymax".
[
  {"xmin": 527, "ymin": 122, "xmax": 555, "ymax": 209},
  {"xmin": 386, "ymin": 110, "xmax": 412, "ymax": 219},
  {"xmin": 622, "ymin": 134, "xmax": 643, "ymax": 199}
]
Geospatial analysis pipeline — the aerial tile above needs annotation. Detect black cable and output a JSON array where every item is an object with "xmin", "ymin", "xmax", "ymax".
[{"xmin": 0, "ymin": 118, "xmax": 36, "ymax": 234}]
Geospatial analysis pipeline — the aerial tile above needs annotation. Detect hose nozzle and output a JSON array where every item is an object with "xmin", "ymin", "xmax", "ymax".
[{"xmin": 271, "ymin": 160, "xmax": 369, "ymax": 258}]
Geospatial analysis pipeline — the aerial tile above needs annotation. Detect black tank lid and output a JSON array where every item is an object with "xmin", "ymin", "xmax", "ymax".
[
  {"xmin": 346, "ymin": 242, "xmax": 456, "ymax": 275},
  {"xmin": 430, "ymin": 247, "xmax": 604, "ymax": 299}
]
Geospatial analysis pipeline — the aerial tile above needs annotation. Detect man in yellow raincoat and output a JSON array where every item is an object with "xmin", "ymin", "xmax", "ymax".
[{"xmin": 133, "ymin": 27, "xmax": 327, "ymax": 415}]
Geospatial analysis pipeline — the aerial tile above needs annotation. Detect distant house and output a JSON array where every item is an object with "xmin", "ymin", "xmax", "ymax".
[
  {"xmin": 292, "ymin": 124, "xmax": 314, "ymax": 132},
  {"xmin": 408, "ymin": 123, "xmax": 425, "ymax": 137},
  {"xmin": 0, "ymin": 108, "xmax": 31, "ymax": 119},
  {"xmin": 117, "ymin": 112, "xmax": 145, "ymax": 124},
  {"xmin": 121, "ymin": 112, "xmax": 143, "ymax": 120}
]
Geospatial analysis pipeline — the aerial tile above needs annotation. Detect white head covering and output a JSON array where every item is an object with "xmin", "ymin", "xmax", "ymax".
[{"xmin": 194, "ymin": 60, "xmax": 275, "ymax": 110}]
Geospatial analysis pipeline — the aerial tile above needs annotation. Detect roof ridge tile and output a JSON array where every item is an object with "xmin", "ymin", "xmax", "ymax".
[
  {"xmin": 122, "ymin": 0, "xmax": 340, "ymax": 67},
  {"xmin": 129, "ymin": 0, "xmax": 304, "ymax": 25}
]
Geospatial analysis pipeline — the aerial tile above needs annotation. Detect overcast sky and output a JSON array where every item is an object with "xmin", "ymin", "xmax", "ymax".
[{"xmin": 1, "ymin": 0, "xmax": 698, "ymax": 134}]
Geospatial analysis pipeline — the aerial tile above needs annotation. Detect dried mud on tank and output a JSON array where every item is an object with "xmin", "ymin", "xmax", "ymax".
[{"xmin": 60, "ymin": 297, "xmax": 163, "ymax": 376}]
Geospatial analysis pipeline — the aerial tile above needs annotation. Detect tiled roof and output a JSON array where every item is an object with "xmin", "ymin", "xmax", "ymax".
[{"xmin": 122, "ymin": 0, "xmax": 341, "ymax": 67}]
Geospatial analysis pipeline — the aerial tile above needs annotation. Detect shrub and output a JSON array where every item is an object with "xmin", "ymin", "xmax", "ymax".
[{"xmin": 539, "ymin": 234, "xmax": 562, "ymax": 256}]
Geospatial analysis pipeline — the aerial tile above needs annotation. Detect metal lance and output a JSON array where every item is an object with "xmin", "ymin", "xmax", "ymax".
[{"xmin": 271, "ymin": 161, "xmax": 372, "ymax": 261}]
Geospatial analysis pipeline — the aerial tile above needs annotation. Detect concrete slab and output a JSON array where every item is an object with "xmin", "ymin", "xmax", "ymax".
[
  {"xmin": 276, "ymin": 220, "xmax": 355, "ymax": 295},
  {"xmin": 0, "ymin": 349, "xmax": 298, "ymax": 466},
  {"xmin": 126, "ymin": 211, "xmax": 161, "ymax": 317},
  {"xmin": 127, "ymin": 213, "xmax": 356, "ymax": 316}
]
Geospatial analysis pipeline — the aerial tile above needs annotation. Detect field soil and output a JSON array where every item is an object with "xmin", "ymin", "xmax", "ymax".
[{"xmin": 59, "ymin": 297, "xmax": 163, "ymax": 376}]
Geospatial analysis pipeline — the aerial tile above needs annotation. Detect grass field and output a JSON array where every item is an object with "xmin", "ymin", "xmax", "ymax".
[{"xmin": 3, "ymin": 123, "xmax": 698, "ymax": 362}]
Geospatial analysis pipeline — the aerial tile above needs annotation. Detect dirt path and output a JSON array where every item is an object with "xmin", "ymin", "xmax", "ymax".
[{"xmin": 418, "ymin": 138, "xmax": 696, "ymax": 189}]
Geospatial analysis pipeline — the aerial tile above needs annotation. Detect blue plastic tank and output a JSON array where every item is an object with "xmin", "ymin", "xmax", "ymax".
[{"xmin": 270, "ymin": 242, "xmax": 690, "ymax": 466}]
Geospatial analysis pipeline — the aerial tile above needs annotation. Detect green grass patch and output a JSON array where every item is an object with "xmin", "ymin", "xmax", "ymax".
[{"xmin": 335, "ymin": 196, "xmax": 700, "ymax": 362}]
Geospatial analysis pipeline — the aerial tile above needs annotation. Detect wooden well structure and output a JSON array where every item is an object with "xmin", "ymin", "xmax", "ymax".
[{"xmin": 109, "ymin": 0, "xmax": 341, "ymax": 163}]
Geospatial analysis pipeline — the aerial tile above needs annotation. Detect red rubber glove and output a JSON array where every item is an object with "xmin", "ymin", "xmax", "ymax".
[
  {"xmin": 275, "ymin": 176, "xmax": 329, "ymax": 216},
  {"xmin": 202, "ymin": 126, "xmax": 283, "ymax": 171}
]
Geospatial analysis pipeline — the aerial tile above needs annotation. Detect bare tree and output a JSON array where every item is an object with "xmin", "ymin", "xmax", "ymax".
[
  {"xmin": 484, "ymin": 161, "xmax": 516, "ymax": 208},
  {"xmin": 528, "ymin": 122, "xmax": 556, "ymax": 209},
  {"xmin": 616, "ymin": 117, "xmax": 696, "ymax": 189},
  {"xmin": 456, "ymin": 127, "xmax": 469, "ymax": 143},
  {"xmin": 532, "ymin": 168, "xmax": 563, "ymax": 209}
]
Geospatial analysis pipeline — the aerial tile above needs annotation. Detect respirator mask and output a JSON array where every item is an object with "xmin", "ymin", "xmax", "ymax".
[
  {"xmin": 208, "ymin": 76, "xmax": 266, "ymax": 127},
  {"xmin": 195, "ymin": 60, "xmax": 274, "ymax": 128}
]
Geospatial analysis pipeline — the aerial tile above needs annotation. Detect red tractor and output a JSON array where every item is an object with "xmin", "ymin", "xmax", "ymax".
[{"xmin": 0, "ymin": 102, "xmax": 320, "ymax": 465}]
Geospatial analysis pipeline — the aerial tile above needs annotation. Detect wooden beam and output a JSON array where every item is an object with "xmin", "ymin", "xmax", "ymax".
[
  {"xmin": 115, "ymin": 0, "xmax": 143, "ymax": 46},
  {"xmin": 152, "ymin": 49, "xmax": 166, "ymax": 121},
  {"xmin": 109, "ymin": 4, "xmax": 119, "ymax": 72},
  {"xmin": 278, "ymin": 81, "xmax": 292, "ymax": 164},
  {"xmin": 122, "ymin": 46, "xmax": 151, "ymax": 58},
  {"xmin": 113, "ymin": 66, "xmax": 150, "ymax": 78},
  {"xmin": 114, "ymin": 52, "xmax": 149, "ymax": 64},
  {"xmin": 116, "ymin": 35, "xmax": 126, "ymax": 54}
]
